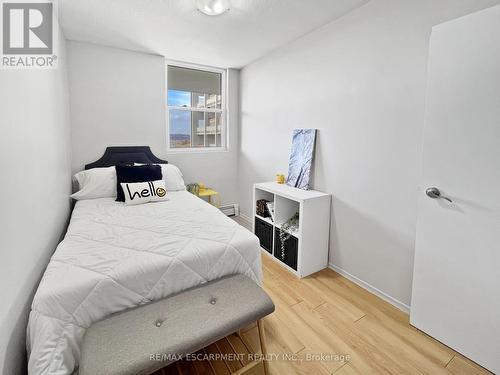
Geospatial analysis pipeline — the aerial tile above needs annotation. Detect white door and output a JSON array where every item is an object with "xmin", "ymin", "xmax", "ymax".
[{"xmin": 410, "ymin": 5, "xmax": 500, "ymax": 373}]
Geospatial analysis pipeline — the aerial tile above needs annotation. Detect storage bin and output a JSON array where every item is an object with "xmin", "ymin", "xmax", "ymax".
[
  {"xmin": 254, "ymin": 217, "xmax": 273, "ymax": 253},
  {"xmin": 274, "ymin": 228, "xmax": 298, "ymax": 270}
]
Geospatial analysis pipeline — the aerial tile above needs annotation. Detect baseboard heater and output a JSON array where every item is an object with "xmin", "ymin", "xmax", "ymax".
[{"xmin": 219, "ymin": 204, "xmax": 239, "ymax": 217}]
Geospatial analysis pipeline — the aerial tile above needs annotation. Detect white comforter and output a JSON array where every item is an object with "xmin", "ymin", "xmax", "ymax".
[{"xmin": 27, "ymin": 191, "xmax": 262, "ymax": 374}]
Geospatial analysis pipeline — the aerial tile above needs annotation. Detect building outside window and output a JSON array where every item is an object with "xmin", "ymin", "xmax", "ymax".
[{"xmin": 166, "ymin": 63, "xmax": 226, "ymax": 151}]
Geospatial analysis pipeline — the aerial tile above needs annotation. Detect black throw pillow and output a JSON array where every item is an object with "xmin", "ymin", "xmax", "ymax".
[{"xmin": 115, "ymin": 164, "xmax": 162, "ymax": 202}]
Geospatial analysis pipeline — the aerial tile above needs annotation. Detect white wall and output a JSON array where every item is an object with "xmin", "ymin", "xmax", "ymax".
[
  {"xmin": 0, "ymin": 30, "xmax": 72, "ymax": 375},
  {"xmin": 67, "ymin": 41, "xmax": 240, "ymax": 204},
  {"xmin": 238, "ymin": 0, "xmax": 500, "ymax": 308}
]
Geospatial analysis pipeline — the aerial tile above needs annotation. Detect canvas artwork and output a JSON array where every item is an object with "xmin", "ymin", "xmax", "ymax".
[{"xmin": 286, "ymin": 129, "xmax": 317, "ymax": 190}]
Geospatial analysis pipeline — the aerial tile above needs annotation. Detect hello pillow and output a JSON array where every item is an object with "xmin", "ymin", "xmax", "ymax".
[
  {"xmin": 115, "ymin": 164, "xmax": 163, "ymax": 202},
  {"xmin": 120, "ymin": 180, "xmax": 169, "ymax": 206}
]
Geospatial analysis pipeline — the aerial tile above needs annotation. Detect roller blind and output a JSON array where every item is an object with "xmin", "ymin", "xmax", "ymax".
[{"xmin": 168, "ymin": 65, "xmax": 221, "ymax": 95}]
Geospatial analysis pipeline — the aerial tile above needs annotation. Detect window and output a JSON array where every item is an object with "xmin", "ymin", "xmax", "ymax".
[{"xmin": 166, "ymin": 63, "xmax": 226, "ymax": 151}]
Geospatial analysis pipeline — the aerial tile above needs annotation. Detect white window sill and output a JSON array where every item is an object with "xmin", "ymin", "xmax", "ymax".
[{"xmin": 166, "ymin": 147, "xmax": 229, "ymax": 154}]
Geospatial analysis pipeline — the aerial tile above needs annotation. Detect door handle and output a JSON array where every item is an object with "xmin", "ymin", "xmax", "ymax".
[{"xmin": 426, "ymin": 187, "xmax": 452, "ymax": 203}]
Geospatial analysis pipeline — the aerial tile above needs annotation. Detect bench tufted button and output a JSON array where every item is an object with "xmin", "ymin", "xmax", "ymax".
[
  {"xmin": 210, "ymin": 298, "xmax": 217, "ymax": 305},
  {"xmin": 154, "ymin": 320, "xmax": 163, "ymax": 327}
]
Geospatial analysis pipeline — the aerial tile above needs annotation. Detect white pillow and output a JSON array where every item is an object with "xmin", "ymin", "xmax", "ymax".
[
  {"xmin": 120, "ymin": 180, "xmax": 168, "ymax": 206},
  {"xmin": 71, "ymin": 166, "xmax": 117, "ymax": 200},
  {"xmin": 135, "ymin": 163, "xmax": 185, "ymax": 191}
]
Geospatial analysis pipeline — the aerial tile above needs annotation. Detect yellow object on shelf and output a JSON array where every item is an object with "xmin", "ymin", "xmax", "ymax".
[
  {"xmin": 198, "ymin": 188, "xmax": 220, "ymax": 207},
  {"xmin": 276, "ymin": 174, "xmax": 285, "ymax": 184}
]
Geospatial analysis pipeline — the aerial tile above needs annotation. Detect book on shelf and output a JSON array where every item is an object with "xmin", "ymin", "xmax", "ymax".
[{"xmin": 266, "ymin": 202, "xmax": 275, "ymax": 222}]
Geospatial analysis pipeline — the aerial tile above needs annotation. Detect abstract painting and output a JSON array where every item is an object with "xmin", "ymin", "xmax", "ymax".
[{"xmin": 286, "ymin": 129, "xmax": 317, "ymax": 190}]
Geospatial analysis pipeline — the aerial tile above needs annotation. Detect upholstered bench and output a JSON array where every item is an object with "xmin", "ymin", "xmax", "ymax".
[{"xmin": 80, "ymin": 275, "xmax": 275, "ymax": 375}]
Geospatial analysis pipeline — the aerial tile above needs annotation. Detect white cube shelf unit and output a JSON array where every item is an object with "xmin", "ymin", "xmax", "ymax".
[{"xmin": 252, "ymin": 182, "xmax": 331, "ymax": 278}]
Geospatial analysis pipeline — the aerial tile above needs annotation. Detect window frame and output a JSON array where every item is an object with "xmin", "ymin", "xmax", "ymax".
[{"xmin": 165, "ymin": 60, "xmax": 228, "ymax": 153}]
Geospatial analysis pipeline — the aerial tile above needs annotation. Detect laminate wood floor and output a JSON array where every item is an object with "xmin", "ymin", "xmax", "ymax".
[
  {"xmin": 157, "ymin": 216, "xmax": 492, "ymax": 374},
  {"xmin": 155, "ymin": 333, "xmax": 264, "ymax": 375},
  {"xmin": 255, "ymin": 254, "xmax": 491, "ymax": 374}
]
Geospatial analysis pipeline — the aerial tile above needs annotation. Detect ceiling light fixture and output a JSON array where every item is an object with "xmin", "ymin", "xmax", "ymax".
[{"xmin": 196, "ymin": 0, "xmax": 230, "ymax": 16}]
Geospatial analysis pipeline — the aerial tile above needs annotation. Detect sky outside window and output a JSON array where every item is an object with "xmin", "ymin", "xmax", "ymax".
[
  {"xmin": 168, "ymin": 90, "xmax": 191, "ymax": 135},
  {"xmin": 168, "ymin": 90, "xmax": 190, "ymax": 106}
]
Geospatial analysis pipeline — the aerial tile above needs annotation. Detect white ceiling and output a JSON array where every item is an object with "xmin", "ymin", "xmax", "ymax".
[{"xmin": 59, "ymin": 0, "xmax": 369, "ymax": 68}]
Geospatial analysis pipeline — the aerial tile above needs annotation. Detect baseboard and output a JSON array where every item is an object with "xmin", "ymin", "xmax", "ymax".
[
  {"xmin": 328, "ymin": 262, "xmax": 411, "ymax": 314},
  {"xmin": 219, "ymin": 203, "xmax": 239, "ymax": 216}
]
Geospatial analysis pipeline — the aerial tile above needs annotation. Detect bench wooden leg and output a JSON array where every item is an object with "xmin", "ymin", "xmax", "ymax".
[{"xmin": 257, "ymin": 320, "xmax": 269, "ymax": 375}]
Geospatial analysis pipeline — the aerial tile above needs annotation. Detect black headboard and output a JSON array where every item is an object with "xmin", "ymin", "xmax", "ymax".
[{"xmin": 85, "ymin": 146, "xmax": 168, "ymax": 170}]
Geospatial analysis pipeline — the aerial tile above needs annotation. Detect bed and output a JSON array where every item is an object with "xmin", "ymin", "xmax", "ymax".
[{"xmin": 27, "ymin": 147, "xmax": 262, "ymax": 375}]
